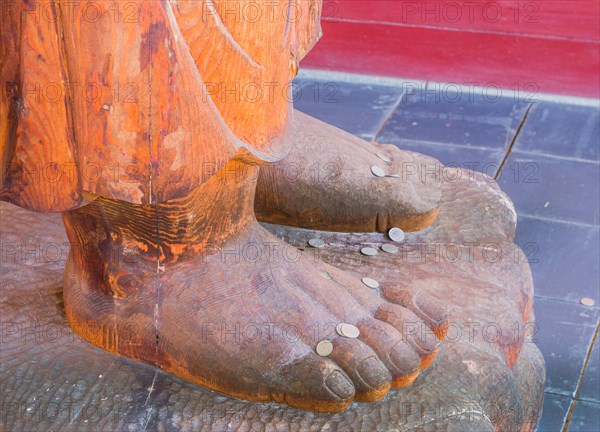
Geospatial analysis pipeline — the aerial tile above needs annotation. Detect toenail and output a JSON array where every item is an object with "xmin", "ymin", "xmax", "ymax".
[
  {"xmin": 356, "ymin": 356, "xmax": 392, "ymax": 389},
  {"xmin": 407, "ymin": 332, "xmax": 439, "ymax": 353},
  {"xmin": 325, "ymin": 371, "xmax": 355, "ymax": 400},
  {"xmin": 389, "ymin": 341, "xmax": 421, "ymax": 375},
  {"xmin": 413, "ymin": 291, "xmax": 448, "ymax": 325}
]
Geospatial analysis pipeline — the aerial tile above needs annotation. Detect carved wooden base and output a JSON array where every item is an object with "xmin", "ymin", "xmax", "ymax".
[{"xmin": 0, "ymin": 166, "xmax": 545, "ymax": 430}]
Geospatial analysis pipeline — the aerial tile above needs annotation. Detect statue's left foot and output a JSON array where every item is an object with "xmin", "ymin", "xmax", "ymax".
[{"xmin": 255, "ymin": 112, "xmax": 442, "ymax": 232}]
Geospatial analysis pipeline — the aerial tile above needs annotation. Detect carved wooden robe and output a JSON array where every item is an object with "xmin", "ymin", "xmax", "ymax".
[{"xmin": 1, "ymin": 0, "xmax": 322, "ymax": 211}]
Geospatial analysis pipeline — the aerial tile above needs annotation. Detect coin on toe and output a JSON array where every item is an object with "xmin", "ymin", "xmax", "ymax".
[
  {"xmin": 308, "ymin": 238, "xmax": 325, "ymax": 248},
  {"xmin": 360, "ymin": 247, "xmax": 377, "ymax": 256},
  {"xmin": 376, "ymin": 153, "xmax": 391, "ymax": 163},
  {"xmin": 336, "ymin": 323, "xmax": 360, "ymax": 339},
  {"xmin": 371, "ymin": 165, "xmax": 386, "ymax": 177},
  {"xmin": 361, "ymin": 277, "xmax": 380, "ymax": 289},
  {"xmin": 388, "ymin": 227, "xmax": 405, "ymax": 243},
  {"xmin": 381, "ymin": 244, "xmax": 399, "ymax": 254},
  {"xmin": 316, "ymin": 340, "xmax": 334, "ymax": 357}
]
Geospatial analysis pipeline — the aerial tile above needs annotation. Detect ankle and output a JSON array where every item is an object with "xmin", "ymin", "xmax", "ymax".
[{"xmin": 63, "ymin": 161, "xmax": 260, "ymax": 270}]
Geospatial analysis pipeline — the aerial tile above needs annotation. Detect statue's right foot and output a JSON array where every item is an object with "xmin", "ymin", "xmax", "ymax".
[{"xmin": 62, "ymin": 161, "xmax": 447, "ymax": 413}]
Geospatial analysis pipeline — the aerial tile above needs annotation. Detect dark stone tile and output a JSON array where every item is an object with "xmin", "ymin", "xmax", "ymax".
[
  {"xmin": 376, "ymin": 85, "xmax": 530, "ymax": 150},
  {"xmin": 497, "ymin": 152, "xmax": 600, "ymax": 226},
  {"xmin": 579, "ymin": 338, "xmax": 600, "ymax": 403},
  {"xmin": 292, "ymin": 77, "xmax": 403, "ymax": 140},
  {"xmin": 534, "ymin": 298, "xmax": 600, "ymax": 396},
  {"xmin": 514, "ymin": 216, "xmax": 600, "ymax": 304},
  {"xmin": 568, "ymin": 400, "xmax": 600, "ymax": 432},
  {"xmin": 514, "ymin": 102, "xmax": 600, "ymax": 161},
  {"xmin": 387, "ymin": 140, "xmax": 505, "ymax": 175},
  {"xmin": 537, "ymin": 393, "xmax": 571, "ymax": 432}
]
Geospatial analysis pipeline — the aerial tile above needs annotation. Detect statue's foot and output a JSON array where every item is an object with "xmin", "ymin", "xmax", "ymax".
[
  {"xmin": 269, "ymin": 167, "xmax": 532, "ymax": 371},
  {"xmin": 62, "ymin": 162, "xmax": 448, "ymax": 413},
  {"xmin": 255, "ymin": 111, "xmax": 442, "ymax": 232}
]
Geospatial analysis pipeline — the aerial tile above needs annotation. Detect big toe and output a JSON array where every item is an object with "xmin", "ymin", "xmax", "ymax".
[
  {"xmin": 277, "ymin": 353, "xmax": 356, "ymax": 413},
  {"xmin": 325, "ymin": 336, "xmax": 392, "ymax": 402}
]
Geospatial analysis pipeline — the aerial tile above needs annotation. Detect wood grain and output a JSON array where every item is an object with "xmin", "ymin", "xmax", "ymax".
[{"xmin": 1, "ymin": 0, "xmax": 323, "ymax": 211}]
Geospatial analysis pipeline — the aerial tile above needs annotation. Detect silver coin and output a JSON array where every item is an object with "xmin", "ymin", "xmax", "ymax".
[
  {"xmin": 315, "ymin": 340, "xmax": 334, "ymax": 357},
  {"xmin": 388, "ymin": 227, "xmax": 405, "ymax": 242},
  {"xmin": 376, "ymin": 153, "xmax": 391, "ymax": 163},
  {"xmin": 340, "ymin": 323, "xmax": 360, "ymax": 339},
  {"xmin": 580, "ymin": 297, "xmax": 595, "ymax": 306},
  {"xmin": 308, "ymin": 238, "xmax": 325, "ymax": 248},
  {"xmin": 381, "ymin": 244, "xmax": 399, "ymax": 254},
  {"xmin": 370, "ymin": 165, "xmax": 386, "ymax": 177},
  {"xmin": 360, "ymin": 247, "xmax": 377, "ymax": 256},
  {"xmin": 361, "ymin": 277, "xmax": 380, "ymax": 289},
  {"xmin": 386, "ymin": 174, "xmax": 401, "ymax": 178}
]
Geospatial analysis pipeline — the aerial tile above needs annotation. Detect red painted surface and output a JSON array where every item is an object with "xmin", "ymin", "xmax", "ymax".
[{"xmin": 305, "ymin": 1, "xmax": 600, "ymax": 98}]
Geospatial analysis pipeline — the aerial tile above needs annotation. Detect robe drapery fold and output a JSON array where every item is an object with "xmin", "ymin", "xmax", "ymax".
[{"xmin": 0, "ymin": 0, "xmax": 322, "ymax": 211}]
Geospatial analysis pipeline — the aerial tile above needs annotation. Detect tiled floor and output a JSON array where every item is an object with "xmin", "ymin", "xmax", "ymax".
[{"xmin": 294, "ymin": 70, "xmax": 600, "ymax": 432}]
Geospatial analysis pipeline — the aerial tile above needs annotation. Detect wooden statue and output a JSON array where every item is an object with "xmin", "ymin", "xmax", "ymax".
[{"xmin": 1, "ymin": 0, "xmax": 541, "ymax": 422}]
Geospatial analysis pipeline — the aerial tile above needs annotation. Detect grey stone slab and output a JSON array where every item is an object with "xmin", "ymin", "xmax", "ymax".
[
  {"xmin": 568, "ymin": 400, "xmax": 600, "ymax": 432},
  {"xmin": 497, "ymin": 152, "xmax": 600, "ymax": 226},
  {"xmin": 514, "ymin": 216, "xmax": 600, "ymax": 304},
  {"xmin": 538, "ymin": 393, "xmax": 571, "ymax": 432},
  {"xmin": 579, "ymin": 338, "xmax": 600, "ymax": 403},
  {"xmin": 293, "ymin": 77, "xmax": 403, "ymax": 140},
  {"xmin": 377, "ymin": 85, "xmax": 530, "ymax": 150},
  {"xmin": 390, "ymin": 139, "xmax": 506, "ymax": 175},
  {"xmin": 534, "ymin": 298, "xmax": 599, "ymax": 396},
  {"xmin": 514, "ymin": 101, "xmax": 600, "ymax": 161}
]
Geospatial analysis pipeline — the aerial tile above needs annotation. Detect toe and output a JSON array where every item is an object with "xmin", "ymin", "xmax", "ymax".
[
  {"xmin": 375, "ymin": 302, "xmax": 441, "ymax": 370},
  {"xmin": 276, "ymin": 353, "xmax": 355, "ymax": 413},
  {"xmin": 355, "ymin": 318, "xmax": 421, "ymax": 388},
  {"xmin": 326, "ymin": 336, "xmax": 392, "ymax": 402},
  {"xmin": 412, "ymin": 291, "xmax": 450, "ymax": 339},
  {"xmin": 389, "ymin": 339, "xmax": 422, "ymax": 387},
  {"xmin": 382, "ymin": 287, "xmax": 450, "ymax": 340}
]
